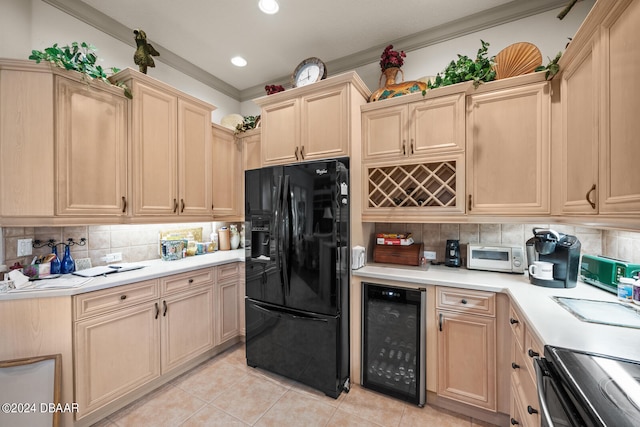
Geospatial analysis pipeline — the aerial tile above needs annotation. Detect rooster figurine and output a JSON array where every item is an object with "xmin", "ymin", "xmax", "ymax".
[{"xmin": 133, "ymin": 29, "xmax": 159, "ymax": 74}]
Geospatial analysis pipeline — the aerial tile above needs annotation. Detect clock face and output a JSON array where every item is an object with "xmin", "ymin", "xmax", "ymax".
[
  {"xmin": 296, "ymin": 63, "xmax": 321, "ymax": 87},
  {"xmin": 291, "ymin": 57, "xmax": 326, "ymax": 88}
]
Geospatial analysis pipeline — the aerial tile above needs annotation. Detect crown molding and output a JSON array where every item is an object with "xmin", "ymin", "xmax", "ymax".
[
  {"xmin": 42, "ymin": 0, "xmax": 570, "ymax": 103},
  {"xmin": 41, "ymin": 0, "xmax": 240, "ymax": 100}
]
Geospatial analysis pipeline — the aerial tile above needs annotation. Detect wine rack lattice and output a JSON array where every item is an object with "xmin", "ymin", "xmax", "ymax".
[{"xmin": 368, "ymin": 161, "xmax": 457, "ymax": 208}]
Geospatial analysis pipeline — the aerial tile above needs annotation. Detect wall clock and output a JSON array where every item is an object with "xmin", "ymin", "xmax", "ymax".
[{"xmin": 291, "ymin": 57, "xmax": 327, "ymax": 88}]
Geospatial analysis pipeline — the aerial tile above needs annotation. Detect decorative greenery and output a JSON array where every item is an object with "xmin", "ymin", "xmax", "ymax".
[
  {"xmin": 426, "ymin": 40, "xmax": 496, "ymax": 90},
  {"xmin": 379, "ymin": 44, "xmax": 406, "ymax": 71},
  {"xmin": 535, "ymin": 51, "xmax": 562, "ymax": 80},
  {"xmin": 29, "ymin": 42, "xmax": 132, "ymax": 98},
  {"xmin": 235, "ymin": 115, "xmax": 260, "ymax": 134}
]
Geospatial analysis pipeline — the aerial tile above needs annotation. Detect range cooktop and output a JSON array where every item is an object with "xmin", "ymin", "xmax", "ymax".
[{"xmin": 546, "ymin": 346, "xmax": 640, "ymax": 426}]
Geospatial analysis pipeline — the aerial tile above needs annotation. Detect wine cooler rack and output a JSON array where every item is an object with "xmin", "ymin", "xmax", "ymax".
[{"xmin": 367, "ymin": 161, "xmax": 458, "ymax": 208}]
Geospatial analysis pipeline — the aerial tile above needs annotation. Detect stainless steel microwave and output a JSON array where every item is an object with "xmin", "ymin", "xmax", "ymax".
[{"xmin": 467, "ymin": 244, "xmax": 525, "ymax": 274}]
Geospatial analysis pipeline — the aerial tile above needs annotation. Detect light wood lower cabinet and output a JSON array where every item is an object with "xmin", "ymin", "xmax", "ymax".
[
  {"xmin": 508, "ymin": 303, "xmax": 543, "ymax": 427},
  {"xmin": 73, "ymin": 269, "xmax": 216, "ymax": 420},
  {"xmin": 436, "ymin": 287, "xmax": 497, "ymax": 411}
]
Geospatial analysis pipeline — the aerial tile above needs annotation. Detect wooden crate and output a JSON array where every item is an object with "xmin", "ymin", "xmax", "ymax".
[{"xmin": 373, "ymin": 243, "xmax": 423, "ymax": 266}]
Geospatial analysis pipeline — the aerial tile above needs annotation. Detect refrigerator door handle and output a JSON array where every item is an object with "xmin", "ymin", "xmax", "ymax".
[
  {"xmin": 281, "ymin": 174, "xmax": 291, "ymax": 296},
  {"xmin": 273, "ymin": 175, "xmax": 283, "ymax": 275}
]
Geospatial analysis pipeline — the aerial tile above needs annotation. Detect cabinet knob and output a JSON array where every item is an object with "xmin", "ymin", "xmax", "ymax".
[
  {"xmin": 461, "ymin": 299, "xmax": 467, "ymax": 304},
  {"xmin": 510, "ymin": 318, "xmax": 519, "ymax": 325},
  {"xmin": 528, "ymin": 349, "xmax": 539, "ymax": 358},
  {"xmin": 527, "ymin": 406, "xmax": 539, "ymax": 415},
  {"xmin": 510, "ymin": 418, "xmax": 519, "ymax": 425},
  {"xmin": 120, "ymin": 295, "xmax": 127, "ymax": 300},
  {"xmin": 511, "ymin": 362, "xmax": 520, "ymax": 370},
  {"xmin": 188, "ymin": 278, "xmax": 194, "ymax": 284}
]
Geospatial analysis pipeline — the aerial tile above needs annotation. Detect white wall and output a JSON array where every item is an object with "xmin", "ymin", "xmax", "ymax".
[{"xmin": 1, "ymin": 0, "xmax": 241, "ymax": 123}]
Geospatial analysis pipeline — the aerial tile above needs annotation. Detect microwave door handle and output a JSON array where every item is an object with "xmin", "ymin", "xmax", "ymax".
[{"xmin": 534, "ymin": 357, "xmax": 555, "ymax": 427}]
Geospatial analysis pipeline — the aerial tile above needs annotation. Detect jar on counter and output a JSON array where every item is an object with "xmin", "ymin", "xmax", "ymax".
[
  {"xmin": 218, "ymin": 227, "xmax": 230, "ymax": 251},
  {"xmin": 230, "ymin": 225, "xmax": 240, "ymax": 250},
  {"xmin": 618, "ymin": 277, "xmax": 635, "ymax": 301}
]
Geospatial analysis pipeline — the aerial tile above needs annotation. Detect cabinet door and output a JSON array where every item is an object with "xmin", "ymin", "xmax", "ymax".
[
  {"xmin": 161, "ymin": 285, "xmax": 214, "ymax": 373},
  {"xmin": 362, "ymin": 104, "xmax": 406, "ymax": 161},
  {"xmin": 301, "ymin": 85, "xmax": 348, "ymax": 161},
  {"xmin": 559, "ymin": 37, "xmax": 599, "ymax": 214},
  {"xmin": 74, "ymin": 302, "xmax": 160, "ymax": 419},
  {"xmin": 56, "ymin": 77, "xmax": 128, "ymax": 215},
  {"xmin": 0, "ymin": 67, "xmax": 54, "ymax": 217},
  {"xmin": 437, "ymin": 310, "xmax": 496, "ymax": 411},
  {"xmin": 261, "ymin": 98, "xmax": 299, "ymax": 165},
  {"xmin": 212, "ymin": 124, "xmax": 242, "ymax": 218},
  {"xmin": 178, "ymin": 99, "xmax": 213, "ymax": 216},
  {"xmin": 242, "ymin": 131, "xmax": 261, "ymax": 171},
  {"xmin": 216, "ymin": 280, "xmax": 239, "ymax": 345},
  {"xmin": 410, "ymin": 93, "xmax": 465, "ymax": 156},
  {"xmin": 467, "ymin": 82, "xmax": 550, "ymax": 215},
  {"xmin": 131, "ymin": 82, "xmax": 178, "ymax": 215},
  {"xmin": 599, "ymin": 0, "xmax": 640, "ymax": 213}
]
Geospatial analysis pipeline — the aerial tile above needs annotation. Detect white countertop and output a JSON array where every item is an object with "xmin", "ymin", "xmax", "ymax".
[
  {"xmin": 353, "ymin": 263, "xmax": 640, "ymax": 362},
  {"xmin": 0, "ymin": 249, "xmax": 245, "ymax": 301}
]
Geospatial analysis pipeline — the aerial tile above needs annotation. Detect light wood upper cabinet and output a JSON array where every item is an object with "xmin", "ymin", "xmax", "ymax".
[
  {"xmin": 255, "ymin": 72, "xmax": 370, "ymax": 166},
  {"xmin": 362, "ymin": 90, "xmax": 466, "ymax": 162},
  {"xmin": 0, "ymin": 61, "xmax": 55, "ymax": 218},
  {"xmin": 212, "ymin": 124, "xmax": 243, "ymax": 219},
  {"xmin": 238, "ymin": 127, "xmax": 261, "ymax": 171},
  {"xmin": 466, "ymin": 77, "xmax": 550, "ymax": 215},
  {"xmin": 55, "ymin": 75, "xmax": 129, "ymax": 216},
  {"xmin": 112, "ymin": 69, "xmax": 215, "ymax": 218}
]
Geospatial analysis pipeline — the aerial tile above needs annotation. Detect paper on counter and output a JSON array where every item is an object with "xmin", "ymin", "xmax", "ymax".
[{"xmin": 8, "ymin": 269, "xmax": 30, "ymax": 289}]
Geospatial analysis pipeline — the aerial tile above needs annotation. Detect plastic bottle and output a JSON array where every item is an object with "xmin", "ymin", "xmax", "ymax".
[{"xmin": 618, "ymin": 277, "xmax": 635, "ymax": 301}]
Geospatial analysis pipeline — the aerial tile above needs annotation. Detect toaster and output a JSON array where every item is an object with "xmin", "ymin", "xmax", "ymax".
[{"xmin": 580, "ymin": 254, "xmax": 640, "ymax": 294}]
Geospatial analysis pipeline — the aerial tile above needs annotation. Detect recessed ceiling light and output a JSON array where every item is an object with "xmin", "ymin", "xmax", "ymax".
[
  {"xmin": 231, "ymin": 56, "xmax": 247, "ymax": 67},
  {"xmin": 259, "ymin": 0, "xmax": 279, "ymax": 14}
]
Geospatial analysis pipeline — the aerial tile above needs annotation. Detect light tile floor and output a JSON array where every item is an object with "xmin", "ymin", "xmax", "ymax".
[{"xmin": 92, "ymin": 343, "xmax": 497, "ymax": 427}]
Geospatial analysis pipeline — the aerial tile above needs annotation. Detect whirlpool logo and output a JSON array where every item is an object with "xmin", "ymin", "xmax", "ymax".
[{"xmin": 315, "ymin": 169, "xmax": 328, "ymax": 175}]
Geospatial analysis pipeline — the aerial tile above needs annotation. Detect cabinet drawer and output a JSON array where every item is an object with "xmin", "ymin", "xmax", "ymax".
[
  {"xmin": 524, "ymin": 328, "xmax": 544, "ymax": 385},
  {"xmin": 74, "ymin": 279, "xmax": 159, "ymax": 320},
  {"xmin": 511, "ymin": 361, "xmax": 540, "ymax": 427},
  {"xmin": 160, "ymin": 268, "xmax": 214, "ymax": 296},
  {"xmin": 436, "ymin": 287, "xmax": 496, "ymax": 316},
  {"xmin": 509, "ymin": 304, "xmax": 525, "ymax": 351},
  {"xmin": 216, "ymin": 262, "xmax": 240, "ymax": 283}
]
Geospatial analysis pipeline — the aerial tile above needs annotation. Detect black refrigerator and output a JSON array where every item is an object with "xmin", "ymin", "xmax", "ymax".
[{"xmin": 244, "ymin": 158, "xmax": 350, "ymax": 398}]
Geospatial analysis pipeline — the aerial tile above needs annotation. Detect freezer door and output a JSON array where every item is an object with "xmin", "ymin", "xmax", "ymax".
[{"xmin": 245, "ymin": 299, "xmax": 345, "ymax": 398}]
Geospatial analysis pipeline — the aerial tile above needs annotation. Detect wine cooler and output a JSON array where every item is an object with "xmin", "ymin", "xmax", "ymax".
[{"xmin": 361, "ymin": 282, "xmax": 426, "ymax": 406}]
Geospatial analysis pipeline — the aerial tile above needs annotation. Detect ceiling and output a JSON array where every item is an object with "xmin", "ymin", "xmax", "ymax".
[{"xmin": 43, "ymin": 0, "xmax": 570, "ymax": 101}]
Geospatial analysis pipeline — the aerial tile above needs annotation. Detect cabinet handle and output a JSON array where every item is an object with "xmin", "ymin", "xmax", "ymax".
[
  {"xmin": 300, "ymin": 145, "xmax": 305, "ymax": 159},
  {"xmin": 402, "ymin": 140, "xmax": 406, "ymax": 155},
  {"xmin": 163, "ymin": 300, "xmax": 168, "ymax": 317},
  {"xmin": 294, "ymin": 146, "xmax": 299, "ymax": 160},
  {"xmin": 461, "ymin": 299, "xmax": 467, "ymax": 304},
  {"xmin": 173, "ymin": 199, "xmax": 178, "ymax": 213},
  {"xmin": 510, "ymin": 318, "xmax": 519, "ymax": 324},
  {"xmin": 120, "ymin": 295, "xmax": 127, "ymax": 300},
  {"xmin": 527, "ymin": 406, "xmax": 539, "ymax": 415},
  {"xmin": 528, "ymin": 349, "xmax": 539, "ymax": 358},
  {"xmin": 181, "ymin": 198, "xmax": 185, "ymax": 213},
  {"xmin": 510, "ymin": 418, "xmax": 519, "ymax": 425},
  {"xmin": 439, "ymin": 313, "xmax": 443, "ymax": 331},
  {"xmin": 121, "ymin": 196, "xmax": 127, "ymax": 213},
  {"xmin": 468, "ymin": 194, "xmax": 472, "ymax": 211},
  {"xmin": 410, "ymin": 140, "xmax": 414, "ymax": 155},
  {"xmin": 585, "ymin": 184, "xmax": 596, "ymax": 209},
  {"xmin": 512, "ymin": 362, "xmax": 520, "ymax": 370},
  {"xmin": 155, "ymin": 302, "xmax": 159, "ymax": 319}
]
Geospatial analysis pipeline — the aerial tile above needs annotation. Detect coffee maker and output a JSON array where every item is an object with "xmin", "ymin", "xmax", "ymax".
[
  {"xmin": 445, "ymin": 240, "xmax": 461, "ymax": 267},
  {"xmin": 526, "ymin": 228, "xmax": 581, "ymax": 288}
]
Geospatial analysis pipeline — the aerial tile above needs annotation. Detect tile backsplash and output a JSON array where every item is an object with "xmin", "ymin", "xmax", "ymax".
[
  {"xmin": 374, "ymin": 223, "xmax": 640, "ymax": 265},
  {"xmin": 1, "ymin": 222, "xmax": 241, "ymax": 270}
]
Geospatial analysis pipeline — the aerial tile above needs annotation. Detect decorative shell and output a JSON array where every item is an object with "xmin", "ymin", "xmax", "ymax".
[{"xmin": 493, "ymin": 42, "xmax": 543, "ymax": 80}]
